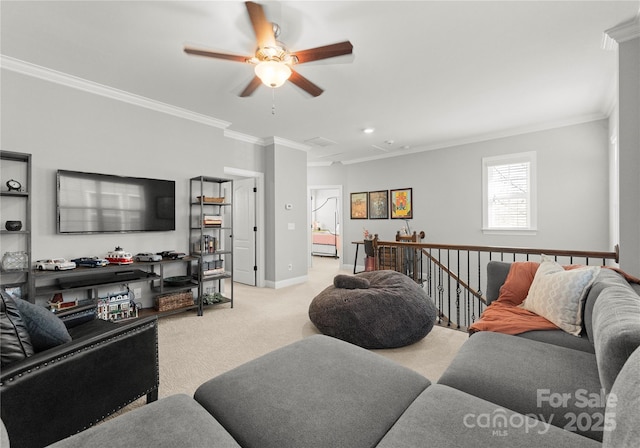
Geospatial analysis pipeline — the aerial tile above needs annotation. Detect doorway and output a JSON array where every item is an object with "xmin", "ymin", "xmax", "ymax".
[{"xmin": 308, "ymin": 185, "xmax": 343, "ymax": 268}]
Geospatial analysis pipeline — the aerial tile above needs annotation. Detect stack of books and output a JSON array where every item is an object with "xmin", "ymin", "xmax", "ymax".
[
  {"xmin": 203, "ymin": 215, "xmax": 222, "ymax": 227},
  {"xmin": 203, "ymin": 267, "xmax": 225, "ymax": 276},
  {"xmin": 193, "ymin": 235, "xmax": 218, "ymax": 254},
  {"xmin": 202, "ymin": 260, "xmax": 224, "ymax": 276}
]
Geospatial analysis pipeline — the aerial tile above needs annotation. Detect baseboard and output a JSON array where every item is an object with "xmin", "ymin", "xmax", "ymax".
[{"xmin": 265, "ymin": 275, "xmax": 309, "ymax": 289}]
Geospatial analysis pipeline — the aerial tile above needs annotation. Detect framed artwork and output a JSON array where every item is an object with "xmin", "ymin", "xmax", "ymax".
[
  {"xmin": 390, "ymin": 188, "xmax": 413, "ymax": 219},
  {"xmin": 350, "ymin": 192, "xmax": 368, "ymax": 219},
  {"xmin": 368, "ymin": 190, "xmax": 388, "ymax": 219}
]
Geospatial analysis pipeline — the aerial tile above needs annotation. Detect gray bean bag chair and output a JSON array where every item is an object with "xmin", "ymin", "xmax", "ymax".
[{"xmin": 309, "ymin": 270, "xmax": 437, "ymax": 349}]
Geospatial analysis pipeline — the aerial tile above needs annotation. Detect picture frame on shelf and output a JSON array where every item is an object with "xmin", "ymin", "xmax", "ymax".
[
  {"xmin": 350, "ymin": 192, "xmax": 368, "ymax": 219},
  {"xmin": 368, "ymin": 190, "xmax": 388, "ymax": 219},
  {"xmin": 1, "ymin": 286, "xmax": 22, "ymax": 300},
  {"xmin": 390, "ymin": 188, "xmax": 413, "ymax": 219}
]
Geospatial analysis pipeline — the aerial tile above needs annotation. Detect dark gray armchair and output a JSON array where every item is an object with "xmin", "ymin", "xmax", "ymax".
[{"xmin": 1, "ymin": 299, "xmax": 159, "ymax": 448}]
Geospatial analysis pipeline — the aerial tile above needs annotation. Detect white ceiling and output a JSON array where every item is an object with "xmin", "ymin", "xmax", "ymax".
[{"xmin": 2, "ymin": 1, "xmax": 638, "ymax": 165}]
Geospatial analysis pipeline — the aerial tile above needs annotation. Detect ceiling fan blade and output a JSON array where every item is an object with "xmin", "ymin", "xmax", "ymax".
[
  {"xmin": 239, "ymin": 76, "xmax": 263, "ymax": 97},
  {"xmin": 292, "ymin": 41, "xmax": 353, "ymax": 64},
  {"xmin": 245, "ymin": 1, "xmax": 276, "ymax": 49},
  {"xmin": 289, "ymin": 70, "xmax": 323, "ymax": 97},
  {"xmin": 184, "ymin": 46, "xmax": 249, "ymax": 63}
]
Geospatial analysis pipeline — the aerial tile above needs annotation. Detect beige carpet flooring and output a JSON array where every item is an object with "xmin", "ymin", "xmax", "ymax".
[{"xmin": 156, "ymin": 257, "xmax": 469, "ymax": 399}]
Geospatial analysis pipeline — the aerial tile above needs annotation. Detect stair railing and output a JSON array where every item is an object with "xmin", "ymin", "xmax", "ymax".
[{"xmin": 371, "ymin": 236, "xmax": 619, "ymax": 330}]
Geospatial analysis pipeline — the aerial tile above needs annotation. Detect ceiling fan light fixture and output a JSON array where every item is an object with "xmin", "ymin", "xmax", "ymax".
[{"xmin": 254, "ymin": 60, "xmax": 292, "ymax": 88}]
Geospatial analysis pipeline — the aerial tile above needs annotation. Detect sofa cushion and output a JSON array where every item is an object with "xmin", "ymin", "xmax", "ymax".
[
  {"xmin": 377, "ymin": 385, "xmax": 601, "ymax": 448},
  {"xmin": 49, "ymin": 394, "xmax": 241, "ymax": 448},
  {"xmin": 13, "ymin": 298, "xmax": 72, "ymax": 351},
  {"xmin": 603, "ymin": 346, "xmax": 640, "ymax": 448},
  {"xmin": 522, "ymin": 257, "xmax": 599, "ymax": 336},
  {"xmin": 438, "ymin": 331, "xmax": 605, "ymax": 441},
  {"xmin": 584, "ymin": 269, "xmax": 633, "ymax": 344},
  {"xmin": 486, "ymin": 261, "xmax": 511, "ymax": 304},
  {"xmin": 0, "ymin": 291, "xmax": 34, "ymax": 367},
  {"xmin": 592, "ymin": 280, "xmax": 640, "ymax": 394},
  {"xmin": 517, "ymin": 330, "xmax": 594, "ymax": 353},
  {"xmin": 194, "ymin": 334, "xmax": 430, "ymax": 448}
]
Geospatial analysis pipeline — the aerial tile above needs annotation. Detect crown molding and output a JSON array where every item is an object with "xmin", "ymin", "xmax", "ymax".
[
  {"xmin": 603, "ymin": 11, "xmax": 640, "ymax": 49},
  {"xmin": 1, "ymin": 55, "xmax": 231, "ymax": 129},
  {"xmin": 223, "ymin": 129, "xmax": 265, "ymax": 146},
  {"xmin": 265, "ymin": 136, "xmax": 310, "ymax": 152},
  {"xmin": 307, "ymin": 161, "xmax": 334, "ymax": 167}
]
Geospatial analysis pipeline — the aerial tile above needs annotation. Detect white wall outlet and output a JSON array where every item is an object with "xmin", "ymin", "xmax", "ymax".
[
  {"xmin": 133, "ymin": 288, "xmax": 142, "ymax": 300},
  {"xmin": 288, "ymin": 263, "xmax": 293, "ymax": 271}
]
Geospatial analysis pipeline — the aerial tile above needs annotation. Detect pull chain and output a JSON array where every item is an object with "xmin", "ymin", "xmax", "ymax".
[{"xmin": 271, "ymin": 88, "xmax": 276, "ymax": 115}]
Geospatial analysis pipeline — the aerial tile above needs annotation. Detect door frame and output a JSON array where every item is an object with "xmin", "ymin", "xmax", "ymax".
[{"xmin": 224, "ymin": 166, "xmax": 265, "ymax": 288}]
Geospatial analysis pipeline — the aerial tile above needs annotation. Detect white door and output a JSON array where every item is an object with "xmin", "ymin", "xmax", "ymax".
[{"xmin": 233, "ymin": 177, "xmax": 257, "ymax": 286}]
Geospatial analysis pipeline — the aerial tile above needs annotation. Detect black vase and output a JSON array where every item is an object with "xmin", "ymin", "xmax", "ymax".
[{"xmin": 5, "ymin": 221, "xmax": 22, "ymax": 231}]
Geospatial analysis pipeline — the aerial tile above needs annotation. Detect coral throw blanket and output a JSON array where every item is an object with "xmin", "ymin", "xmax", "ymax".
[
  {"xmin": 469, "ymin": 262, "xmax": 557, "ymax": 335},
  {"xmin": 468, "ymin": 262, "xmax": 640, "ymax": 335}
]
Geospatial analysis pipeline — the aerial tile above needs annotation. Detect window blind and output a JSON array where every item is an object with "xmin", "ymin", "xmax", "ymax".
[{"xmin": 487, "ymin": 161, "xmax": 530, "ymax": 228}]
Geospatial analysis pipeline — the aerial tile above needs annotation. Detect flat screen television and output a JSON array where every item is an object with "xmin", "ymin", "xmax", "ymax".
[{"xmin": 57, "ymin": 170, "xmax": 175, "ymax": 234}]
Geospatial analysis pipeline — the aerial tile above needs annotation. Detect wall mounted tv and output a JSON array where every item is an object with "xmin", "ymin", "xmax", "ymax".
[{"xmin": 57, "ymin": 170, "xmax": 176, "ymax": 234}]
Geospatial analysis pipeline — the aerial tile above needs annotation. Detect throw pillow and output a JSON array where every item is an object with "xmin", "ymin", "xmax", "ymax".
[
  {"xmin": 334, "ymin": 274, "xmax": 370, "ymax": 289},
  {"xmin": 496, "ymin": 261, "xmax": 539, "ymax": 306},
  {"xmin": 13, "ymin": 298, "xmax": 72, "ymax": 351},
  {"xmin": 1, "ymin": 290, "xmax": 35, "ymax": 366},
  {"xmin": 522, "ymin": 255, "xmax": 600, "ymax": 336}
]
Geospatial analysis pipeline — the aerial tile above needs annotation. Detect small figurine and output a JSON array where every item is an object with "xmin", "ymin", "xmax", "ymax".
[{"xmin": 105, "ymin": 246, "xmax": 134, "ymax": 265}]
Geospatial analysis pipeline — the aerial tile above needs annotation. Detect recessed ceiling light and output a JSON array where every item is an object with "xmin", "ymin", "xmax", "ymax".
[{"xmin": 363, "ymin": 128, "xmax": 375, "ymax": 134}]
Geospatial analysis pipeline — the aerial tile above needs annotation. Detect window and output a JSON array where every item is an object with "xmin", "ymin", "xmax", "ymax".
[{"xmin": 482, "ymin": 152, "xmax": 537, "ymax": 233}]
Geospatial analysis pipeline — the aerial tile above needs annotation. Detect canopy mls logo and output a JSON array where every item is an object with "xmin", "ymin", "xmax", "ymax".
[
  {"xmin": 463, "ymin": 388, "xmax": 618, "ymax": 437},
  {"xmin": 463, "ymin": 408, "xmax": 552, "ymax": 436}
]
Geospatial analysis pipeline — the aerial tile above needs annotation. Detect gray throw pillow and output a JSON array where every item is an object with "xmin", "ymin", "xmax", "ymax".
[
  {"xmin": 1, "ymin": 291, "xmax": 35, "ymax": 366},
  {"xmin": 13, "ymin": 298, "xmax": 72, "ymax": 351}
]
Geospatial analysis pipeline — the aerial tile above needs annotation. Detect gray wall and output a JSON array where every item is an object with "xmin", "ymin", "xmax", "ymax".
[
  {"xmin": 309, "ymin": 120, "xmax": 612, "ymax": 271},
  {"xmin": 617, "ymin": 35, "xmax": 640, "ymax": 274},
  {"xmin": 1, "ymin": 71, "xmax": 267, "ymax": 305},
  {"xmin": 2, "ymin": 71, "xmax": 265, "ymax": 257},
  {"xmin": 264, "ymin": 142, "xmax": 308, "ymax": 287}
]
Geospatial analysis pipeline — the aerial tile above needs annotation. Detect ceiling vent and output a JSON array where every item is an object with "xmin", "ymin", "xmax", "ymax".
[{"xmin": 305, "ymin": 137, "xmax": 337, "ymax": 147}]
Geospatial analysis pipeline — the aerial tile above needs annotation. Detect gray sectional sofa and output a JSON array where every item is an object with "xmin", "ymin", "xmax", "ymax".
[
  {"xmin": 438, "ymin": 262, "xmax": 640, "ymax": 443},
  {"xmin": 12, "ymin": 263, "xmax": 639, "ymax": 447}
]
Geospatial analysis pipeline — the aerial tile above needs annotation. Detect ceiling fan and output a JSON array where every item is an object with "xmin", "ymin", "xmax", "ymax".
[{"xmin": 184, "ymin": 1, "xmax": 353, "ymax": 97}]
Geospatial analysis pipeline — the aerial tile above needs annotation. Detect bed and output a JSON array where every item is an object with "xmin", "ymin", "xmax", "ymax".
[{"xmin": 312, "ymin": 230, "xmax": 339, "ymax": 258}]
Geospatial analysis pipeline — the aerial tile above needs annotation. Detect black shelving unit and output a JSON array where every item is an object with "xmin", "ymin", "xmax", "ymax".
[
  {"xmin": 33, "ymin": 258, "xmax": 199, "ymax": 318},
  {"xmin": 189, "ymin": 176, "xmax": 234, "ymax": 315},
  {"xmin": 1, "ymin": 151, "xmax": 34, "ymax": 302}
]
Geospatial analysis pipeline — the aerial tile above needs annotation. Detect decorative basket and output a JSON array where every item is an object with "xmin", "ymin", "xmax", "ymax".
[
  {"xmin": 155, "ymin": 291, "xmax": 194, "ymax": 312},
  {"xmin": 197, "ymin": 196, "xmax": 224, "ymax": 203},
  {"xmin": 1, "ymin": 251, "xmax": 28, "ymax": 271}
]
